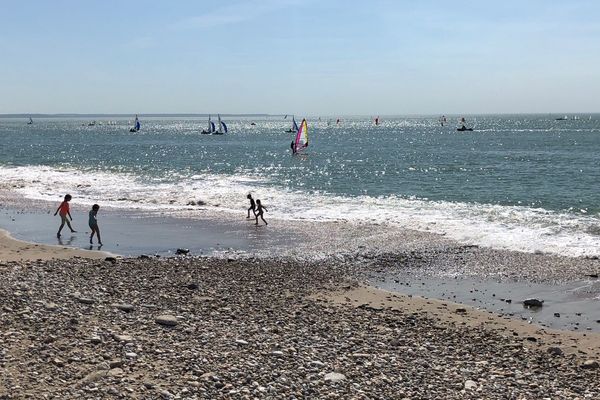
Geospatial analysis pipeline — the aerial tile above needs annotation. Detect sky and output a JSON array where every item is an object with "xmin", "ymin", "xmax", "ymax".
[{"xmin": 0, "ymin": 0, "xmax": 599, "ymax": 115}]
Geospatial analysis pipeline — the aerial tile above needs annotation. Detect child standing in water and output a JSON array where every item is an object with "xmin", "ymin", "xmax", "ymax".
[
  {"xmin": 88, "ymin": 204, "xmax": 102, "ymax": 245},
  {"xmin": 246, "ymin": 194, "xmax": 256, "ymax": 218},
  {"xmin": 255, "ymin": 199, "xmax": 268, "ymax": 225},
  {"xmin": 54, "ymin": 194, "xmax": 76, "ymax": 237}
]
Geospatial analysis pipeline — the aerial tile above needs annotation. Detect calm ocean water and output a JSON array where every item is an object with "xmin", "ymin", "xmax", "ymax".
[{"xmin": 1, "ymin": 115, "xmax": 599, "ymax": 256}]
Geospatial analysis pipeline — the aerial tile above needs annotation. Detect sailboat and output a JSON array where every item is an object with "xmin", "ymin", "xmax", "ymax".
[
  {"xmin": 285, "ymin": 116, "xmax": 299, "ymax": 133},
  {"xmin": 27, "ymin": 116, "xmax": 33, "ymax": 125},
  {"xmin": 213, "ymin": 114, "xmax": 227, "ymax": 135},
  {"xmin": 374, "ymin": 116, "xmax": 380, "ymax": 126},
  {"xmin": 439, "ymin": 115, "xmax": 447, "ymax": 126},
  {"xmin": 292, "ymin": 119, "xmax": 308, "ymax": 154},
  {"xmin": 129, "ymin": 115, "xmax": 141, "ymax": 132},
  {"xmin": 201, "ymin": 115, "xmax": 216, "ymax": 134}
]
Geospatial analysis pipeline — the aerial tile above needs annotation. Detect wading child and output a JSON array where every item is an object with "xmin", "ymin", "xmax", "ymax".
[
  {"xmin": 246, "ymin": 194, "xmax": 256, "ymax": 218},
  {"xmin": 89, "ymin": 204, "xmax": 102, "ymax": 245},
  {"xmin": 54, "ymin": 194, "xmax": 76, "ymax": 237},
  {"xmin": 255, "ymin": 199, "xmax": 268, "ymax": 225}
]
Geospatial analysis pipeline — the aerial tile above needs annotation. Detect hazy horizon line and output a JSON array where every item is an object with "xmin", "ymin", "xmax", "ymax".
[{"xmin": 1, "ymin": 112, "xmax": 598, "ymax": 119}]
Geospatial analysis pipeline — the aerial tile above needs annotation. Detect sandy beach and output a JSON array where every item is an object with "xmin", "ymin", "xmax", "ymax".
[
  {"xmin": 1, "ymin": 226, "xmax": 600, "ymax": 399},
  {"xmin": 0, "ymin": 228, "xmax": 107, "ymax": 262}
]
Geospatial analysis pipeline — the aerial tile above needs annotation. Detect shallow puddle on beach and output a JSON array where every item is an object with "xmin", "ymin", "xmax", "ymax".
[{"xmin": 370, "ymin": 273, "xmax": 600, "ymax": 332}]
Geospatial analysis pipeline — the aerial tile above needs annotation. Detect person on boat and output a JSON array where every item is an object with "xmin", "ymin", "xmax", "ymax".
[
  {"xmin": 246, "ymin": 194, "xmax": 256, "ymax": 218},
  {"xmin": 88, "ymin": 204, "xmax": 102, "ymax": 246},
  {"xmin": 54, "ymin": 194, "xmax": 76, "ymax": 238},
  {"xmin": 255, "ymin": 199, "xmax": 268, "ymax": 225},
  {"xmin": 291, "ymin": 141, "xmax": 296, "ymax": 155}
]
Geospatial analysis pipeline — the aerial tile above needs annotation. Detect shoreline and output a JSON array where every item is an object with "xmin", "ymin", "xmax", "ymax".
[
  {"xmin": 0, "ymin": 228, "xmax": 108, "ymax": 262},
  {"xmin": 1, "ymin": 195, "xmax": 600, "ymax": 334}
]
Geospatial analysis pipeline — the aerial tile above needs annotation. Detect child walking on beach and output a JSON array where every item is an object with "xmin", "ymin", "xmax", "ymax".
[
  {"xmin": 246, "ymin": 194, "xmax": 256, "ymax": 218},
  {"xmin": 54, "ymin": 194, "xmax": 76, "ymax": 237},
  {"xmin": 255, "ymin": 199, "xmax": 268, "ymax": 225},
  {"xmin": 88, "ymin": 204, "xmax": 102, "ymax": 245}
]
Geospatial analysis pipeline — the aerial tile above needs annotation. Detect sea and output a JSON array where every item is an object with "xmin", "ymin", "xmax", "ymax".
[{"xmin": 1, "ymin": 114, "xmax": 599, "ymax": 257}]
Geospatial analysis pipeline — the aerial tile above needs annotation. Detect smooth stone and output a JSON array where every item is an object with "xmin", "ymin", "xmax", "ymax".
[
  {"xmin": 107, "ymin": 368, "xmax": 124, "ymax": 377},
  {"xmin": 155, "ymin": 315, "xmax": 178, "ymax": 326},
  {"xmin": 581, "ymin": 360, "xmax": 599, "ymax": 369},
  {"xmin": 310, "ymin": 360, "xmax": 325, "ymax": 368},
  {"xmin": 235, "ymin": 339, "xmax": 249, "ymax": 346},
  {"xmin": 125, "ymin": 352, "xmax": 137, "ymax": 358},
  {"xmin": 77, "ymin": 297, "xmax": 94, "ymax": 305},
  {"xmin": 464, "ymin": 380, "xmax": 478, "ymax": 390},
  {"xmin": 114, "ymin": 334, "xmax": 133, "ymax": 342},
  {"xmin": 324, "ymin": 372, "xmax": 346, "ymax": 383},
  {"xmin": 175, "ymin": 248, "xmax": 190, "ymax": 255},
  {"xmin": 113, "ymin": 303, "xmax": 135, "ymax": 312}
]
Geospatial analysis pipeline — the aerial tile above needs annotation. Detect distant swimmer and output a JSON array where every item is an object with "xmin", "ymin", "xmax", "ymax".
[
  {"xmin": 54, "ymin": 194, "xmax": 76, "ymax": 238},
  {"xmin": 255, "ymin": 199, "xmax": 268, "ymax": 225},
  {"xmin": 246, "ymin": 194, "xmax": 256, "ymax": 218},
  {"xmin": 88, "ymin": 204, "xmax": 102, "ymax": 246}
]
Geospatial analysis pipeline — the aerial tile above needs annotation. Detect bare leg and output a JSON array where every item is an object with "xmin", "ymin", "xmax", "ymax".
[
  {"xmin": 255, "ymin": 213, "xmax": 259, "ymax": 225},
  {"xmin": 65, "ymin": 219, "xmax": 76, "ymax": 233},
  {"xmin": 261, "ymin": 215, "xmax": 268, "ymax": 225},
  {"xmin": 96, "ymin": 227, "xmax": 102, "ymax": 245},
  {"xmin": 90, "ymin": 227, "xmax": 95, "ymax": 244},
  {"xmin": 57, "ymin": 216, "xmax": 67, "ymax": 237}
]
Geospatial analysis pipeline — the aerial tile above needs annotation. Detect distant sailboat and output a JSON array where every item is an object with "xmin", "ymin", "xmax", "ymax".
[
  {"xmin": 27, "ymin": 116, "xmax": 33, "ymax": 125},
  {"xmin": 286, "ymin": 116, "xmax": 299, "ymax": 133},
  {"xmin": 555, "ymin": 115, "xmax": 568, "ymax": 121},
  {"xmin": 292, "ymin": 119, "xmax": 308, "ymax": 154},
  {"xmin": 439, "ymin": 115, "xmax": 447, "ymax": 126},
  {"xmin": 375, "ymin": 116, "xmax": 380, "ymax": 126},
  {"xmin": 129, "ymin": 115, "xmax": 141, "ymax": 132},
  {"xmin": 202, "ymin": 115, "xmax": 216, "ymax": 134},
  {"xmin": 214, "ymin": 114, "xmax": 227, "ymax": 135}
]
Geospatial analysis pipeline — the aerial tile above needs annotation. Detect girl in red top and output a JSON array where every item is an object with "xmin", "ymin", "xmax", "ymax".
[{"xmin": 54, "ymin": 194, "xmax": 76, "ymax": 237}]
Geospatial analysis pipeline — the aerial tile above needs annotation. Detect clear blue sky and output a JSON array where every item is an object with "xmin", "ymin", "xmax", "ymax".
[{"xmin": 1, "ymin": 0, "xmax": 599, "ymax": 115}]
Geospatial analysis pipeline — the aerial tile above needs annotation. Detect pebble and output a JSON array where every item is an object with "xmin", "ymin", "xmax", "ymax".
[
  {"xmin": 324, "ymin": 372, "xmax": 346, "ymax": 383},
  {"xmin": 155, "ymin": 314, "xmax": 178, "ymax": 326}
]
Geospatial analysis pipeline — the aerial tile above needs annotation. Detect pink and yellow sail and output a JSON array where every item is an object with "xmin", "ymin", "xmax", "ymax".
[{"xmin": 294, "ymin": 119, "xmax": 308, "ymax": 152}]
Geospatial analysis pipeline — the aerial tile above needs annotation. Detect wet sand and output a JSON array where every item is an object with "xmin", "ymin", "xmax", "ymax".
[{"xmin": 0, "ymin": 228, "xmax": 107, "ymax": 262}]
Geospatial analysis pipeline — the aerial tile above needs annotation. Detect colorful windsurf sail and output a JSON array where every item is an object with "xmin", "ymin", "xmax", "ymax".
[
  {"xmin": 294, "ymin": 119, "xmax": 308, "ymax": 152},
  {"xmin": 135, "ymin": 115, "xmax": 141, "ymax": 131},
  {"xmin": 292, "ymin": 116, "xmax": 299, "ymax": 133}
]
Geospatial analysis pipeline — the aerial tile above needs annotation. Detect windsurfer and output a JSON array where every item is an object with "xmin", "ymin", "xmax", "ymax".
[{"xmin": 291, "ymin": 141, "xmax": 296, "ymax": 155}]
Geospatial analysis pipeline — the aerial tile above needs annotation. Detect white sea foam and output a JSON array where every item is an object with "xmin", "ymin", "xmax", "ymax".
[{"xmin": 1, "ymin": 165, "xmax": 599, "ymax": 257}]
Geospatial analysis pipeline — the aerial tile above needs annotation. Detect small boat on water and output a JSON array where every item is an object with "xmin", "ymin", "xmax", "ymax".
[
  {"xmin": 439, "ymin": 115, "xmax": 447, "ymax": 126},
  {"xmin": 374, "ymin": 116, "xmax": 380, "ymax": 126},
  {"xmin": 285, "ymin": 116, "xmax": 299, "ymax": 133},
  {"xmin": 291, "ymin": 119, "xmax": 308, "ymax": 155},
  {"xmin": 555, "ymin": 115, "xmax": 568, "ymax": 121},
  {"xmin": 202, "ymin": 115, "xmax": 216, "ymax": 134},
  {"xmin": 27, "ymin": 117, "xmax": 33, "ymax": 125},
  {"xmin": 213, "ymin": 114, "xmax": 227, "ymax": 135},
  {"xmin": 129, "ymin": 115, "xmax": 141, "ymax": 132}
]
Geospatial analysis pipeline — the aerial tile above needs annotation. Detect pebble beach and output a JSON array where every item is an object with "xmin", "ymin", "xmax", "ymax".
[{"xmin": 1, "ymin": 237, "xmax": 600, "ymax": 399}]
